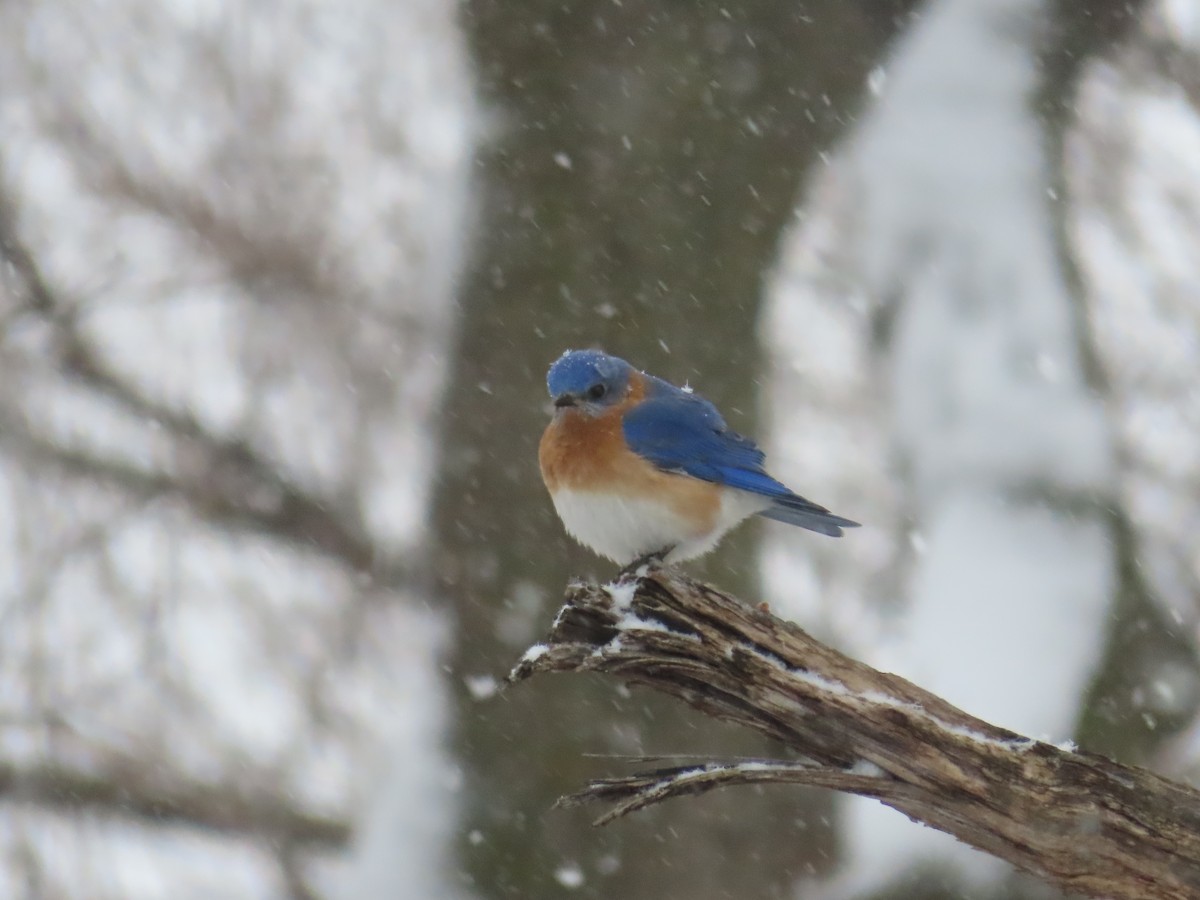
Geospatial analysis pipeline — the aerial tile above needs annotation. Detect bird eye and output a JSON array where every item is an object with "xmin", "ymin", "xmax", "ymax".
[{"xmin": 586, "ymin": 383, "xmax": 607, "ymax": 401}]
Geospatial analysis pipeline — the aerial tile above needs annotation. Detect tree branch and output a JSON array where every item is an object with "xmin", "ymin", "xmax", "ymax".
[
  {"xmin": 0, "ymin": 193, "xmax": 396, "ymax": 583},
  {"xmin": 558, "ymin": 758, "xmax": 899, "ymax": 826},
  {"xmin": 510, "ymin": 567, "xmax": 1200, "ymax": 900},
  {"xmin": 0, "ymin": 758, "xmax": 349, "ymax": 849}
]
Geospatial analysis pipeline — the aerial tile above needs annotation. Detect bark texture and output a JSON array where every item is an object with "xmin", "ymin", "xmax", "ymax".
[{"xmin": 510, "ymin": 567, "xmax": 1200, "ymax": 900}]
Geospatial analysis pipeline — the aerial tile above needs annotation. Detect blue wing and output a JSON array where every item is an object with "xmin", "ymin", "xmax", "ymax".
[{"xmin": 622, "ymin": 383, "xmax": 858, "ymax": 537}]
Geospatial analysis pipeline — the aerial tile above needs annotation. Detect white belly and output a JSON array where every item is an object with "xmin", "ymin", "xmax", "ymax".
[{"xmin": 549, "ymin": 487, "xmax": 769, "ymax": 564}]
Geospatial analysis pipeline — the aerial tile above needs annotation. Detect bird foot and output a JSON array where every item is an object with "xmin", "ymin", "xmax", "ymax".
[{"xmin": 618, "ymin": 546, "xmax": 675, "ymax": 579}]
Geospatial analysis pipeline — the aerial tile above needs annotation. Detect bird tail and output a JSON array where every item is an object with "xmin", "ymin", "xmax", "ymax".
[{"xmin": 759, "ymin": 495, "xmax": 860, "ymax": 537}]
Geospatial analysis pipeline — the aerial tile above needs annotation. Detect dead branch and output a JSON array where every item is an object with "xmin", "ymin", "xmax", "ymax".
[{"xmin": 510, "ymin": 567, "xmax": 1200, "ymax": 900}]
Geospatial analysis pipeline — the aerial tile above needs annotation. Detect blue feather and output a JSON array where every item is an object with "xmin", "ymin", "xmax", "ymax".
[{"xmin": 623, "ymin": 382, "xmax": 859, "ymax": 537}]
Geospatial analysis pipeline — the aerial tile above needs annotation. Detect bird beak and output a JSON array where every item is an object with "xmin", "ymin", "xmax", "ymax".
[{"xmin": 553, "ymin": 393, "xmax": 578, "ymax": 408}]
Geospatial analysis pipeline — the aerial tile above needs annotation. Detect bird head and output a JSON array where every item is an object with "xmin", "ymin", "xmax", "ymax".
[{"xmin": 546, "ymin": 349, "xmax": 634, "ymax": 415}]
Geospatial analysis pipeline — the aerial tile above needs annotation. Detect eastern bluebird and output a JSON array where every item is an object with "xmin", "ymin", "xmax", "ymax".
[{"xmin": 538, "ymin": 349, "xmax": 858, "ymax": 564}]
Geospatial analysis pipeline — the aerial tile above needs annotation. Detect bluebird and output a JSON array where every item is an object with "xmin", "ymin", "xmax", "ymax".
[{"xmin": 538, "ymin": 349, "xmax": 858, "ymax": 564}]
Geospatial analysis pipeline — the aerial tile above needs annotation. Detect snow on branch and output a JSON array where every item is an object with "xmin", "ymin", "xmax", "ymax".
[{"xmin": 509, "ymin": 567, "xmax": 1200, "ymax": 900}]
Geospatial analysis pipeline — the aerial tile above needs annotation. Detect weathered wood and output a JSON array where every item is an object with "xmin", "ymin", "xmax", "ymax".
[{"xmin": 509, "ymin": 567, "xmax": 1200, "ymax": 900}]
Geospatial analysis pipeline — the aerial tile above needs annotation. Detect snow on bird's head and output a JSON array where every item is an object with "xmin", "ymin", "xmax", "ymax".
[{"xmin": 546, "ymin": 349, "xmax": 634, "ymax": 407}]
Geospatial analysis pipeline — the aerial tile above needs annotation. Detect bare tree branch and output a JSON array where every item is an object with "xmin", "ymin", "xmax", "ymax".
[
  {"xmin": 0, "ymin": 758, "xmax": 349, "ymax": 849},
  {"xmin": 510, "ymin": 567, "xmax": 1200, "ymax": 900},
  {"xmin": 0, "ymin": 194, "xmax": 401, "ymax": 583},
  {"xmin": 558, "ymin": 758, "xmax": 898, "ymax": 827},
  {"xmin": 277, "ymin": 842, "xmax": 323, "ymax": 900}
]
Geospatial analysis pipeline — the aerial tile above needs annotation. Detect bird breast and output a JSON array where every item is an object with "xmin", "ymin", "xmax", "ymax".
[{"xmin": 539, "ymin": 405, "xmax": 753, "ymax": 562}]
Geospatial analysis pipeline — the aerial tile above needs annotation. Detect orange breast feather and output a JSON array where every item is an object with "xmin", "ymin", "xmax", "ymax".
[{"xmin": 539, "ymin": 374, "xmax": 720, "ymax": 530}]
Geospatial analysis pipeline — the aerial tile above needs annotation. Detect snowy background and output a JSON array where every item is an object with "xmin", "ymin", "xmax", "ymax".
[{"xmin": 0, "ymin": 0, "xmax": 1197, "ymax": 898}]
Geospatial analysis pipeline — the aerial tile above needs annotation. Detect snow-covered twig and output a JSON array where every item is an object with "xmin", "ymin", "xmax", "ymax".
[
  {"xmin": 558, "ymin": 759, "xmax": 894, "ymax": 827},
  {"xmin": 510, "ymin": 567, "xmax": 1200, "ymax": 900}
]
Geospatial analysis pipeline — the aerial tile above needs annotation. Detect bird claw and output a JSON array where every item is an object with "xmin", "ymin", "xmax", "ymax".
[{"xmin": 618, "ymin": 546, "xmax": 674, "ymax": 579}]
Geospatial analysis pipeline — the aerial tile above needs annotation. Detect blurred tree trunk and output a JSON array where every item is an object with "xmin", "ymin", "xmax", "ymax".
[
  {"xmin": 1042, "ymin": 0, "xmax": 1194, "ymax": 769},
  {"xmin": 435, "ymin": 3, "xmax": 917, "ymax": 897},
  {"xmin": 757, "ymin": 1, "xmax": 1156, "ymax": 899}
]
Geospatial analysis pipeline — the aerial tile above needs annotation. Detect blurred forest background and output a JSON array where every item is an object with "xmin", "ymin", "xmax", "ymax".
[{"xmin": 0, "ymin": 0, "xmax": 1198, "ymax": 898}]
